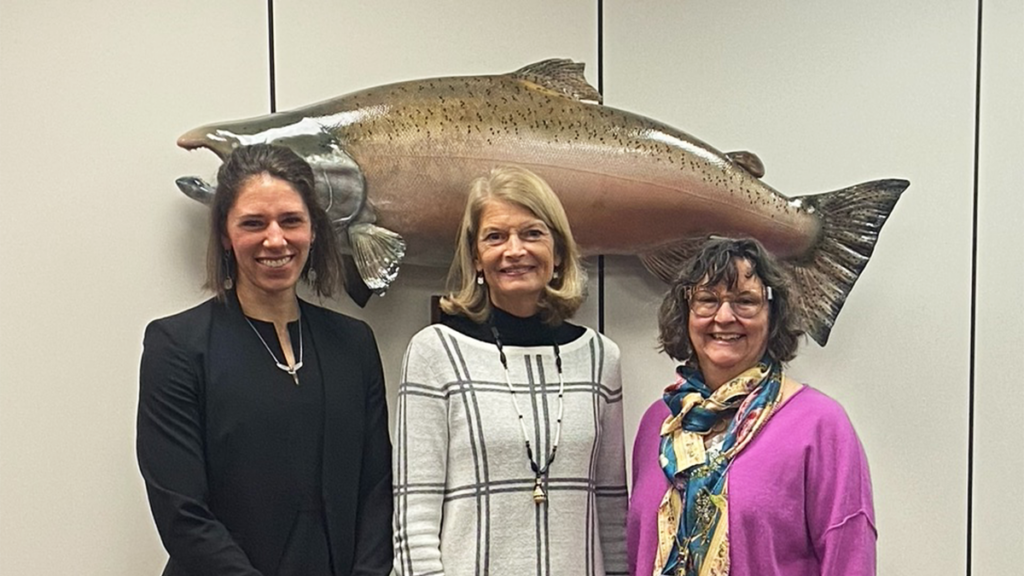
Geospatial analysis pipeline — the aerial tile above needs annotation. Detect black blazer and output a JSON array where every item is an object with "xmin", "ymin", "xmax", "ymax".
[{"xmin": 137, "ymin": 295, "xmax": 392, "ymax": 576}]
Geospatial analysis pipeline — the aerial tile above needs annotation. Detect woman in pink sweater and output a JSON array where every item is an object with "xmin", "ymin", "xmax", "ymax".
[{"xmin": 627, "ymin": 237, "xmax": 875, "ymax": 576}]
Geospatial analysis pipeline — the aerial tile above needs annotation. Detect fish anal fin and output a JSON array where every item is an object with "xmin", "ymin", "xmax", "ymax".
[
  {"xmin": 512, "ymin": 58, "xmax": 602, "ymax": 104},
  {"xmin": 348, "ymin": 223, "xmax": 407, "ymax": 295},
  {"xmin": 639, "ymin": 238, "xmax": 711, "ymax": 284},
  {"xmin": 725, "ymin": 151, "xmax": 766, "ymax": 179},
  {"xmin": 787, "ymin": 178, "xmax": 909, "ymax": 346},
  {"xmin": 341, "ymin": 254, "xmax": 373, "ymax": 307}
]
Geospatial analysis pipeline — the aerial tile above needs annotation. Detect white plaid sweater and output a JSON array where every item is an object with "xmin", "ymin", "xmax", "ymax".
[{"xmin": 393, "ymin": 324, "xmax": 628, "ymax": 576}]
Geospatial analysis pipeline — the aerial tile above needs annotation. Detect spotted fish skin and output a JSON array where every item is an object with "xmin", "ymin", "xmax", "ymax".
[{"xmin": 177, "ymin": 59, "xmax": 908, "ymax": 345}]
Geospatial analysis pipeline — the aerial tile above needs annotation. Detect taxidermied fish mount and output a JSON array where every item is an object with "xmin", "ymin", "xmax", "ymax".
[{"xmin": 176, "ymin": 58, "xmax": 908, "ymax": 346}]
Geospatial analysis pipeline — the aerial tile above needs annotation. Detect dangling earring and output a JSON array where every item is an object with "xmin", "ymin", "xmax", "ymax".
[
  {"xmin": 223, "ymin": 249, "xmax": 234, "ymax": 290},
  {"xmin": 476, "ymin": 272, "xmax": 484, "ymax": 286},
  {"xmin": 549, "ymin": 268, "xmax": 561, "ymax": 286},
  {"xmin": 306, "ymin": 240, "xmax": 317, "ymax": 284}
]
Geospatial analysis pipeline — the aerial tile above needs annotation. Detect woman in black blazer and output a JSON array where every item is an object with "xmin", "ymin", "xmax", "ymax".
[{"xmin": 137, "ymin": 144, "xmax": 392, "ymax": 576}]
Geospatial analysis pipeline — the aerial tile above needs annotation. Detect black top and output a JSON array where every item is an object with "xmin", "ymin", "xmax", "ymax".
[
  {"xmin": 440, "ymin": 306, "xmax": 586, "ymax": 346},
  {"xmin": 245, "ymin": 317, "xmax": 330, "ymax": 575},
  {"xmin": 137, "ymin": 292, "xmax": 392, "ymax": 576}
]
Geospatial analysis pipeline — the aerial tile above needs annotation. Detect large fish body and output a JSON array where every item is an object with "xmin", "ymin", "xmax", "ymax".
[{"xmin": 177, "ymin": 59, "xmax": 907, "ymax": 345}]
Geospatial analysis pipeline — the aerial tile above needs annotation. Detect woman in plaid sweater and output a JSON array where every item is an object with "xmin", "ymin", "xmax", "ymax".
[{"xmin": 392, "ymin": 166, "xmax": 627, "ymax": 576}]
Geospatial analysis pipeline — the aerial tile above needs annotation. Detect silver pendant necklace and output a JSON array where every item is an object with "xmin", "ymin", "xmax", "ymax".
[
  {"xmin": 245, "ymin": 316, "xmax": 303, "ymax": 385},
  {"xmin": 490, "ymin": 325, "xmax": 564, "ymax": 506}
]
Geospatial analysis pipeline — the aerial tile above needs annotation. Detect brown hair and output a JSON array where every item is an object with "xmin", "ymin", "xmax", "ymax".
[
  {"xmin": 657, "ymin": 237, "xmax": 803, "ymax": 363},
  {"xmin": 440, "ymin": 165, "xmax": 586, "ymax": 324},
  {"xmin": 204, "ymin": 144, "xmax": 344, "ymax": 300}
]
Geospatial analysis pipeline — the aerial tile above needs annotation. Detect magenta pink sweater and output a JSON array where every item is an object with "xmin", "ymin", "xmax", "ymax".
[{"xmin": 627, "ymin": 386, "xmax": 876, "ymax": 576}]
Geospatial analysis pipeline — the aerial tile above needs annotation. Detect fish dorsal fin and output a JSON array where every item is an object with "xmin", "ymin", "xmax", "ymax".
[
  {"xmin": 638, "ymin": 237, "xmax": 711, "ymax": 284},
  {"xmin": 512, "ymin": 58, "xmax": 602, "ymax": 104},
  {"xmin": 725, "ymin": 151, "xmax": 765, "ymax": 179}
]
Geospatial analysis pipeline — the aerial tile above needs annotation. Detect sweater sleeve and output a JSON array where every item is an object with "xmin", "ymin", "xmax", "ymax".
[
  {"xmin": 596, "ymin": 337, "xmax": 629, "ymax": 576},
  {"xmin": 393, "ymin": 330, "xmax": 449, "ymax": 576},
  {"xmin": 136, "ymin": 320, "xmax": 263, "ymax": 576},
  {"xmin": 627, "ymin": 401, "xmax": 670, "ymax": 576},
  {"xmin": 352, "ymin": 323, "xmax": 395, "ymax": 576},
  {"xmin": 806, "ymin": 400, "xmax": 877, "ymax": 576}
]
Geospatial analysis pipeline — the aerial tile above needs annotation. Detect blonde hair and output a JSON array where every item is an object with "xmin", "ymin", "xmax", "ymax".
[{"xmin": 440, "ymin": 166, "xmax": 587, "ymax": 324}]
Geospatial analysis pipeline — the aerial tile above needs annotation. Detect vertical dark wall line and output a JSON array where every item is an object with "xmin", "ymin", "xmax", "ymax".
[
  {"xmin": 596, "ymin": 0, "xmax": 605, "ymax": 335},
  {"xmin": 966, "ymin": 1, "xmax": 982, "ymax": 574},
  {"xmin": 267, "ymin": 0, "xmax": 277, "ymax": 113}
]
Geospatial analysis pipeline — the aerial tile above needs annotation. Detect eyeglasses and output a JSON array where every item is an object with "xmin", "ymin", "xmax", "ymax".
[{"xmin": 686, "ymin": 286, "xmax": 773, "ymax": 319}]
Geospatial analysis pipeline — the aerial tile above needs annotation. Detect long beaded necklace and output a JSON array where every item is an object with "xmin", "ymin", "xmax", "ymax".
[
  {"xmin": 490, "ymin": 325, "xmax": 564, "ymax": 506},
  {"xmin": 245, "ymin": 316, "xmax": 303, "ymax": 385}
]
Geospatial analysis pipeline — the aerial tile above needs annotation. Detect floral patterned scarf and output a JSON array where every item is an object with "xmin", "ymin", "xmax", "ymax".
[{"xmin": 654, "ymin": 356, "xmax": 782, "ymax": 576}]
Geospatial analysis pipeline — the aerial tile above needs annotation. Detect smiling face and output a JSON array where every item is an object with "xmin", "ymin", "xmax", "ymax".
[
  {"xmin": 222, "ymin": 173, "xmax": 313, "ymax": 301},
  {"xmin": 687, "ymin": 259, "xmax": 770, "ymax": 389},
  {"xmin": 474, "ymin": 199, "xmax": 560, "ymax": 317}
]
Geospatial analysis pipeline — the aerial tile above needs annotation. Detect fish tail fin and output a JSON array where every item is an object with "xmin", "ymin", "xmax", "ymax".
[{"xmin": 787, "ymin": 178, "xmax": 909, "ymax": 346}]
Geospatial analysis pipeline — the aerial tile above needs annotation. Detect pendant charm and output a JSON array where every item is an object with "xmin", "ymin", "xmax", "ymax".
[
  {"xmin": 532, "ymin": 477, "xmax": 547, "ymax": 505},
  {"xmin": 276, "ymin": 362, "xmax": 302, "ymax": 386}
]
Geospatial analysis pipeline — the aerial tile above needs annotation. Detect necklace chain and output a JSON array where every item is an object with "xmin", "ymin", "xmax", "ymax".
[
  {"xmin": 245, "ymin": 316, "xmax": 303, "ymax": 385},
  {"xmin": 490, "ymin": 325, "xmax": 564, "ymax": 506}
]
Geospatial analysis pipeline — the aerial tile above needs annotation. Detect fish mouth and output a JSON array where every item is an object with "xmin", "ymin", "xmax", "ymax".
[
  {"xmin": 176, "ymin": 127, "xmax": 215, "ymax": 152},
  {"xmin": 176, "ymin": 126, "xmax": 238, "ymax": 159},
  {"xmin": 176, "ymin": 133, "xmax": 203, "ymax": 151},
  {"xmin": 175, "ymin": 176, "xmax": 216, "ymax": 204}
]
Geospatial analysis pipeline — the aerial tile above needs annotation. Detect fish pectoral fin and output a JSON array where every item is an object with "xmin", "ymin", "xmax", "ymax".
[
  {"xmin": 341, "ymin": 254, "xmax": 374, "ymax": 307},
  {"xmin": 639, "ymin": 238, "xmax": 711, "ymax": 283},
  {"xmin": 347, "ymin": 223, "xmax": 407, "ymax": 295},
  {"xmin": 725, "ymin": 151, "xmax": 766, "ymax": 179},
  {"xmin": 175, "ymin": 176, "xmax": 216, "ymax": 205},
  {"xmin": 512, "ymin": 58, "xmax": 602, "ymax": 104}
]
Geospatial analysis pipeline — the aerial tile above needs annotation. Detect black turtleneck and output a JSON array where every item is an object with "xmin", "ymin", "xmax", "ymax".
[{"xmin": 440, "ymin": 307, "xmax": 586, "ymax": 346}]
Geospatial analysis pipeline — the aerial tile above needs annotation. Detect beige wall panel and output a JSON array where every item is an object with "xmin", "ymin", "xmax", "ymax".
[
  {"xmin": 973, "ymin": 0, "xmax": 1024, "ymax": 572},
  {"xmin": 4, "ymin": 0, "xmax": 1014, "ymax": 573},
  {"xmin": 0, "ymin": 1, "xmax": 268, "ymax": 573},
  {"xmin": 272, "ymin": 0, "xmax": 600, "ymax": 419},
  {"xmin": 603, "ymin": 1, "xmax": 974, "ymax": 574}
]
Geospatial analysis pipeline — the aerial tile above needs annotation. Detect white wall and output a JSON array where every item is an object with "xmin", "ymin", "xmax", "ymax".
[
  {"xmin": 604, "ymin": 2, "xmax": 980, "ymax": 574},
  {"xmin": 0, "ymin": 0, "xmax": 1019, "ymax": 574},
  {"xmin": 973, "ymin": 0, "xmax": 1024, "ymax": 572}
]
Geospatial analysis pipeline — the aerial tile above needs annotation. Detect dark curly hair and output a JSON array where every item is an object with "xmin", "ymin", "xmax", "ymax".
[
  {"xmin": 657, "ymin": 237, "xmax": 803, "ymax": 363},
  {"xmin": 204, "ymin": 144, "xmax": 344, "ymax": 300}
]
